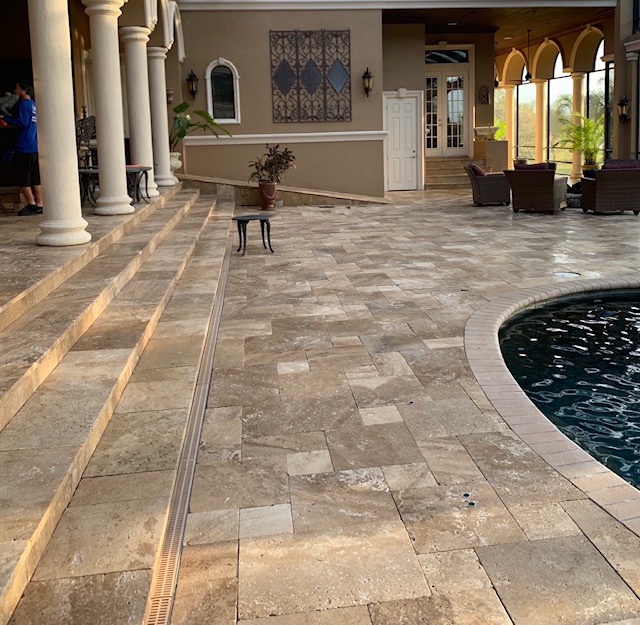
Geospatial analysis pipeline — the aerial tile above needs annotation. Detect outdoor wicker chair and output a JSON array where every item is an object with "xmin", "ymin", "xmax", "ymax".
[
  {"xmin": 504, "ymin": 169, "xmax": 568, "ymax": 214},
  {"xmin": 581, "ymin": 169, "xmax": 640, "ymax": 215},
  {"xmin": 463, "ymin": 164, "xmax": 511, "ymax": 206}
]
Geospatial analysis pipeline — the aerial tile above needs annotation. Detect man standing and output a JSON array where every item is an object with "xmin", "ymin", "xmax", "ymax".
[{"xmin": 0, "ymin": 80, "xmax": 42, "ymax": 216}]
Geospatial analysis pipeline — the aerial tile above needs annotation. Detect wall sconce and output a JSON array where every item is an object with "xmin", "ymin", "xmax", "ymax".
[
  {"xmin": 362, "ymin": 68, "xmax": 373, "ymax": 98},
  {"xmin": 166, "ymin": 88, "xmax": 174, "ymax": 105},
  {"xmin": 618, "ymin": 95, "xmax": 630, "ymax": 122},
  {"xmin": 186, "ymin": 70, "xmax": 199, "ymax": 100}
]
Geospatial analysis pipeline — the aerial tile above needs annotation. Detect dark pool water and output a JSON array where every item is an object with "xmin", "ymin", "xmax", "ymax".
[{"xmin": 500, "ymin": 295, "xmax": 640, "ymax": 489}]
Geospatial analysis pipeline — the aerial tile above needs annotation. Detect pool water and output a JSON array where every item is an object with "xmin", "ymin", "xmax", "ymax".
[{"xmin": 500, "ymin": 295, "xmax": 640, "ymax": 489}]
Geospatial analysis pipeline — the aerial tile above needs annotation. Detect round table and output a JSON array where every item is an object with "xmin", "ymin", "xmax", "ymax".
[{"xmin": 232, "ymin": 213, "xmax": 275, "ymax": 256}]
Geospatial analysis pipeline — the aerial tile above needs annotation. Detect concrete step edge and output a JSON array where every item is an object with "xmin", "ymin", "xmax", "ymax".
[
  {"xmin": 0, "ymin": 190, "xmax": 200, "ymax": 433},
  {"xmin": 0, "ymin": 185, "xmax": 183, "ymax": 334},
  {"xmin": 0, "ymin": 194, "xmax": 226, "ymax": 625}
]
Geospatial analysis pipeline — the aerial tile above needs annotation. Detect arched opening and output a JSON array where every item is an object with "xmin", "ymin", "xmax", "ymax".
[{"xmin": 204, "ymin": 58, "xmax": 240, "ymax": 124}]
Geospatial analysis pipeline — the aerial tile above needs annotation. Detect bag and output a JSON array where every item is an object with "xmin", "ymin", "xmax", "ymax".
[{"xmin": 2, "ymin": 149, "xmax": 14, "ymax": 165}]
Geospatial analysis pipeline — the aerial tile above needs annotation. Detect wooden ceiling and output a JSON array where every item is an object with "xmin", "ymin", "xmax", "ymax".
[{"xmin": 383, "ymin": 7, "xmax": 615, "ymax": 54}]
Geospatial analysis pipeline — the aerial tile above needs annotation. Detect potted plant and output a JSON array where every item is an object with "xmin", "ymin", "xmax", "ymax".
[
  {"xmin": 169, "ymin": 101, "xmax": 230, "ymax": 173},
  {"xmin": 553, "ymin": 112, "xmax": 605, "ymax": 172},
  {"xmin": 249, "ymin": 144, "xmax": 296, "ymax": 210}
]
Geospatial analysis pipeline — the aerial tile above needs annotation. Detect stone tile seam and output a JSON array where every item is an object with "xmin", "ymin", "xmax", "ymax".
[{"xmin": 465, "ymin": 278, "xmax": 640, "ymax": 535}]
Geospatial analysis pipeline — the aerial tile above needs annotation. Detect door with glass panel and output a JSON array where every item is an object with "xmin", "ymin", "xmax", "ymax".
[{"xmin": 425, "ymin": 70, "xmax": 468, "ymax": 157}]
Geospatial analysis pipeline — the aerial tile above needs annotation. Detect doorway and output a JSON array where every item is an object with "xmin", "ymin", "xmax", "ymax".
[{"xmin": 384, "ymin": 90, "xmax": 424, "ymax": 191}]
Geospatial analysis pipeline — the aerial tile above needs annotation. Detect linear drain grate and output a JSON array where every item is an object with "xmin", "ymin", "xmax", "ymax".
[{"xmin": 143, "ymin": 236, "xmax": 232, "ymax": 625}]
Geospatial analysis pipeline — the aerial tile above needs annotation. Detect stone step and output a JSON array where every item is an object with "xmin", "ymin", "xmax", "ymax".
[
  {"xmin": 0, "ymin": 186, "xmax": 181, "ymax": 334},
  {"xmin": 0, "ymin": 190, "xmax": 198, "ymax": 434},
  {"xmin": 425, "ymin": 180, "xmax": 473, "ymax": 191},
  {"xmin": 425, "ymin": 158, "xmax": 486, "ymax": 172},
  {"xmin": 0, "ymin": 193, "xmax": 233, "ymax": 625}
]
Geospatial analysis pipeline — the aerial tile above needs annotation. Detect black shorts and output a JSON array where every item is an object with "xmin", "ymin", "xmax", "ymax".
[{"xmin": 13, "ymin": 152, "xmax": 40, "ymax": 187}]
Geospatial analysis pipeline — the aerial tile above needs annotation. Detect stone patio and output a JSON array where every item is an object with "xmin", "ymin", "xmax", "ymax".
[{"xmin": 5, "ymin": 189, "xmax": 640, "ymax": 624}]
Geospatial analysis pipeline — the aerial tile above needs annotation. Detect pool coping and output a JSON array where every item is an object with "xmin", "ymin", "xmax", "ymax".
[{"xmin": 465, "ymin": 276, "xmax": 640, "ymax": 538}]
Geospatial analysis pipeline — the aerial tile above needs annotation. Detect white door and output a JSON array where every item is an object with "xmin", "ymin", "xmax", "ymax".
[
  {"xmin": 386, "ymin": 96, "xmax": 418, "ymax": 190},
  {"xmin": 425, "ymin": 70, "xmax": 468, "ymax": 158}
]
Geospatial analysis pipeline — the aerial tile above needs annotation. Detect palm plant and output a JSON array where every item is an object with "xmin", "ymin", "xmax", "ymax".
[
  {"xmin": 169, "ymin": 101, "xmax": 230, "ymax": 152},
  {"xmin": 553, "ymin": 112, "xmax": 605, "ymax": 166}
]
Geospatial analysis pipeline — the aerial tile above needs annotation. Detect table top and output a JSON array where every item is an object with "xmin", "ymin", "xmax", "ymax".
[
  {"xmin": 78, "ymin": 165, "xmax": 151, "ymax": 174},
  {"xmin": 233, "ymin": 213, "xmax": 275, "ymax": 222}
]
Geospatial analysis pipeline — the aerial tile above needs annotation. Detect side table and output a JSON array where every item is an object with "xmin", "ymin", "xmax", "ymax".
[{"xmin": 232, "ymin": 214, "xmax": 275, "ymax": 256}]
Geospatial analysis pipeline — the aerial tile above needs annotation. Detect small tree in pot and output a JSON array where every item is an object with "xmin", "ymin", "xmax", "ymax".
[
  {"xmin": 553, "ymin": 112, "xmax": 605, "ymax": 171},
  {"xmin": 249, "ymin": 144, "xmax": 296, "ymax": 210}
]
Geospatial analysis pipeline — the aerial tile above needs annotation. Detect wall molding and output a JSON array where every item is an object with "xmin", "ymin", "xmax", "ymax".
[
  {"xmin": 180, "ymin": 0, "xmax": 615, "ymax": 10},
  {"xmin": 184, "ymin": 130, "xmax": 388, "ymax": 146}
]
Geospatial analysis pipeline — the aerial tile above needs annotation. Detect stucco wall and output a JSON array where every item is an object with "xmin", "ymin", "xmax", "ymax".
[
  {"xmin": 382, "ymin": 24, "xmax": 425, "ymax": 92},
  {"xmin": 175, "ymin": 9, "xmax": 385, "ymax": 197}
]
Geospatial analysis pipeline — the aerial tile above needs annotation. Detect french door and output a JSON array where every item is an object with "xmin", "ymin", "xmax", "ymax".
[{"xmin": 425, "ymin": 70, "xmax": 468, "ymax": 158}]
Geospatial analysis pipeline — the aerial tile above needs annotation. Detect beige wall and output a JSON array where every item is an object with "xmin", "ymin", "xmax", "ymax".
[
  {"xmin": 382, "ymin": 24, "xmax": 425, "ymax": 92},
  {"xmin": 185, "ymin": 141, "xmax": 384, "ymax": 197},
  {"xmin": 175, "ymin": 9, "xmax": 385, "ymax": 197}
]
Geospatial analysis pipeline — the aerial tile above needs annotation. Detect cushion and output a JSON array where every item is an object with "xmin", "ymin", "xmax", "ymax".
[
  {"xmin": 602, "ymin": 159, "xmax": 640, "ymax": 169},
  {"xmin": 468, "ymin": 163, "xmax": 486, "ymax": 177},
  {"xmin": 514, "ymin": 162, "xmax": 549, "ymax": 170}
]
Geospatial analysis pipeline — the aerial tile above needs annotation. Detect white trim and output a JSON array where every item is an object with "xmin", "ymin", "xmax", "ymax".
[
  {"xmin": 166, "ymin": 2, "xmax": 186, "ymax": 62},
  {"xmin": 204, "ymin": 58, "xmax": 241, "ymax": 124},
  {"xmin": 180, "ymin": 0, "xmax": 615, "ymax": 9},
  {"xmin": 184, "ymin": 130, "xmax": 387, "ymax": 146},
  {"xmin": 383, "ymin": 90, "xmax": 424, "ymax": 192}
]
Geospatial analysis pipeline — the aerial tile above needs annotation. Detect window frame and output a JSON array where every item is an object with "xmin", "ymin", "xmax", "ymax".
[{"xmin": 204, "ymin": 58, "xmax": 241, "ymax": 124}]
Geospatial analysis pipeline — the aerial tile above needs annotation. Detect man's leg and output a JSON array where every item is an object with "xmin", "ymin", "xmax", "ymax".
[
  {"xmin": 32, "ymin": 184, "xmax": 43, "ymax": 208},
  {"xmin": 20, "ymin": 186, "xmax": 34, "ymax": 205}
]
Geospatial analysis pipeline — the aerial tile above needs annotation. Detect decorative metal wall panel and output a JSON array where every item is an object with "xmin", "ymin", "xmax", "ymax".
[{"xmin": 271, "ymin": 30, "xmax": 351, "ymax": 123}]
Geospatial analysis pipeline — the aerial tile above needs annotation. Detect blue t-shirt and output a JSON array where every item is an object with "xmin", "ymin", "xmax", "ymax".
[{"xmin": 5, "ymin": 99, "xmax": 38, "ymax": 153}]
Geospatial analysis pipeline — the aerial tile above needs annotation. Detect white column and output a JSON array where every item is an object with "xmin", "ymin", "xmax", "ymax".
[
  {"xmin": 120, "ymin": 27, "xmax": 159, "ymax": 197},
  {"xmin": 28, "ymin": 0, "xmax": 91, "ymax": 246},
  {"xmin": 83, "ymin": 0, "xmax": 133, "ymax": 214},
  {"xmin": 148, "ymin": 47, "xmax": 176, "ymax": 186},
  {"xmin": 571, "ymin": 72, "xmax": 587, "ymax": 178},
  {"xmin": 533, "ymin": 79, "xmax": 548, "ymax": 164},
  {"xmin": 504, "ymin": 85, "xmax": 516, "ymax": 167}
]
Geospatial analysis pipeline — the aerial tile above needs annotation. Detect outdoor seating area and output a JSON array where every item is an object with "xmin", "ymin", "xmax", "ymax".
[
  {"xmin": 581, "ymin": 168, "xmax": 640, "ymax": 215},
  {"xmin": 504, "ymin": 169, "xmax": 568, "ymax": 214},
  {"xmin": 463, "ymin": 163, "xmax": 511, "ymax": 206}
]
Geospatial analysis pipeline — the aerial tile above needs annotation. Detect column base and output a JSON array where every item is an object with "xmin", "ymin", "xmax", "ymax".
[
  {"xmin": 155, "ymin": 174, "xmax": 178, "ymax": 187},
  {"xmin": 36, "ymin": 217, "xmax": 92, "ymax": 247},
  {"xmin": 147, "ymin": 181, "xmax": 160, "ymax": 197},
  {"xmin": 95, "ymin": 194, "xmax": 135, "ymax": 215}
]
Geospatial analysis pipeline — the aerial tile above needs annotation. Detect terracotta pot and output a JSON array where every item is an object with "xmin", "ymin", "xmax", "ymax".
[{"xmin": 258, "ymin": 181, "xmax": 277, "ymax": 211}]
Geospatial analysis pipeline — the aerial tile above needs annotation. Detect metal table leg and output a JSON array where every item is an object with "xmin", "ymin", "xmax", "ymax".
[{"xmin": 260, "ymin": 219, "xmax": 274, "ymax": 253}]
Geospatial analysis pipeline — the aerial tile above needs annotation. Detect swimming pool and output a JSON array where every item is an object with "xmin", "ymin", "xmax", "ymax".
[{"xmin": 500, "ymin": 294, "xmax": 640, "ymax": 489}]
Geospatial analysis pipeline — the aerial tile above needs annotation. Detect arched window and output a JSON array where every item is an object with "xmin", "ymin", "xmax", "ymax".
[{"xmin": 205, "ymin": 58, "xmax": 240, "ymax": 124}]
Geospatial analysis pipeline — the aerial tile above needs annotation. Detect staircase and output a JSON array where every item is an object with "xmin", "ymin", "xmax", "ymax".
[
  {"xmin": 424, "ymin": 157, "xmax": 486, "ymax": 191},
  {"xmin": 0, "ymin": 186, "xmax": 234, "ymax": 624}
]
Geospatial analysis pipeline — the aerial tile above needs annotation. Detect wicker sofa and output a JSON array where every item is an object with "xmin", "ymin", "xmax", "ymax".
[
  {"xmin": 504, "ymin": 169, "xmax": 568, "ymax": 214},
  {"xmin": 581, "ymin": 167, "xmax": 640, "ymax": 215},
  {"xmin": 463, "ymin": 164, "xmax": 511, "ymax": 206}
]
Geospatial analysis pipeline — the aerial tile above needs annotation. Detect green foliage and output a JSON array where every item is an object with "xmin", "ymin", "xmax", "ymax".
[
  {"xmin": 553, "ymin": 112, "xmax": 605, "ymax": 165},
  {"xmin": 169, "ymin": 102, "xmax": 231, "ymax": 152},
  {"xmin": 494, "ymin": 121, "xmax": 506, "ymax": 141},
  {"xmin": 249, "ymin": 144, "xmax": 296, "ymax": 184}
]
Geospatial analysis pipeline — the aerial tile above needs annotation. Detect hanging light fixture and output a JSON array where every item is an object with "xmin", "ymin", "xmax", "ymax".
[
  {"xmin": 618, "ymin": 95, "xmax": 630, "ymax": 122},
  {"xmin": 524, "ymin": 29, "xmax": 532, "ymax": 82},
  {"xmin": 362, "ymin": 68, "xmax": 374, "ymax": 97},
  {"xmin": 186, "ymin": 70, "xmax": 199, "ymax": 100}
]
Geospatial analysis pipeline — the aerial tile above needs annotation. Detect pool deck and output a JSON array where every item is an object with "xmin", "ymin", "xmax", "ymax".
[{"xmin": 4, "ymin": 188, "xmax": 640, "ymax": 624}]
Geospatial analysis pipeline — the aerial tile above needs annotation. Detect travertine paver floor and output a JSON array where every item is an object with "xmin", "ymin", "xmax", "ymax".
[
  {"xmin": 8, "ymin": 190, "xmax": 640, "ymax": 624},
  {"xmin": 172, "ymin": 192, "xmax": 640, "ymax": 625}
]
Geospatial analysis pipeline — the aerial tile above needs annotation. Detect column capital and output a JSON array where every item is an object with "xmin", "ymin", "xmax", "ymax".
[
  {"xmin": 502, "ymin": 84, "xmax": 516, "ymax": 92},
  {"xmin": 83, "ymin": 0, "xmax": 125, "ymax": 18},
  {"xmin": 119, "ymin": 26, "xmax": 151, "ymax": 44},
  {"xmin": 147, "ymin": 46, "xmax": 168, "ymax": 61},
  {"xmin": 570, "ymin": 71, "xmax": 587, "ymax": 79}
]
